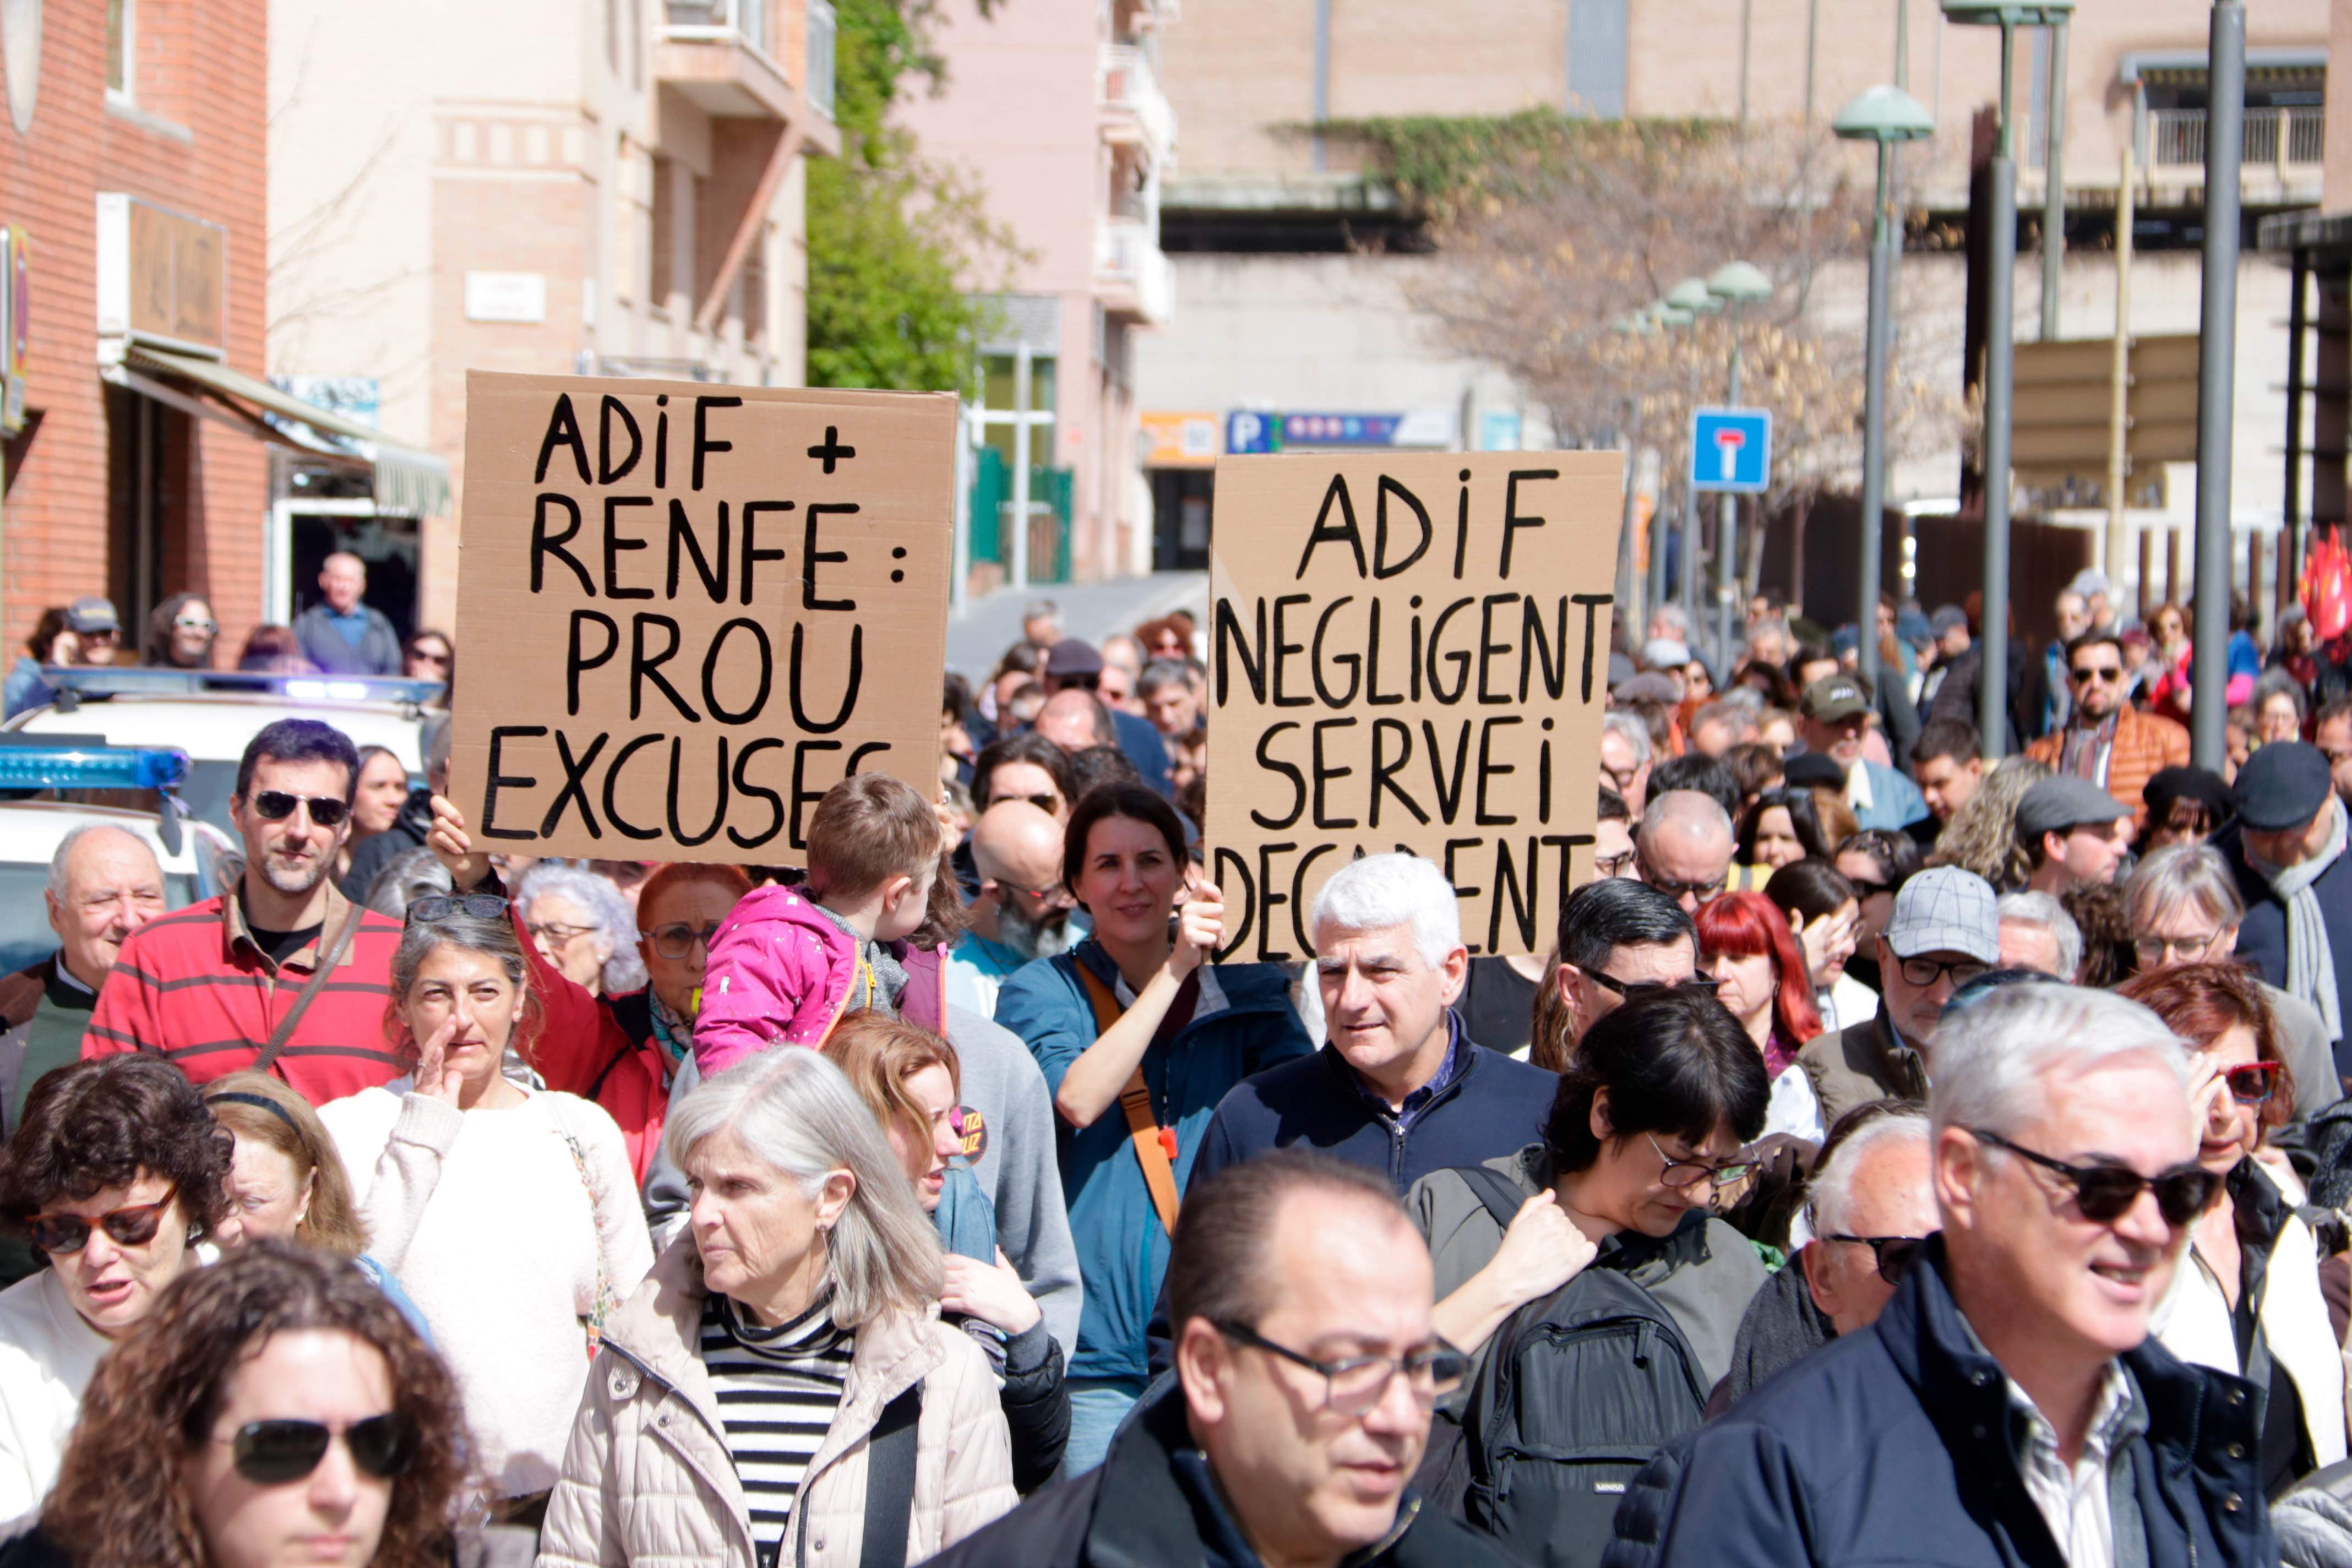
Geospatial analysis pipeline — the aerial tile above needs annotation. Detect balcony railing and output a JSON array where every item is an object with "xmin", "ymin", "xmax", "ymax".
[
  {"xmin": 664, "ymin": 0, "xmax": 766, "ymax": 49},
  {"xmin": 2148, "ymin": 105, "xmax": 2325, "ymax": 171},
  {"xmin": 1099, "ymin": 43, "xmax": 1175, "ymax": 163},
  {"xmin": 1096, "ymin": 217, "xmax": 1174, "ymax": 325},
  {"xmin": 808, "ymin": 0, "xmax": 836, "ymax": 118}
]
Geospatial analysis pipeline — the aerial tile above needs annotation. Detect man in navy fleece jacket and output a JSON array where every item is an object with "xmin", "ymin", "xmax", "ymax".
[{"xmin": 1188, "ymin": 853, "xmax": 1557, "ymax": 1195}]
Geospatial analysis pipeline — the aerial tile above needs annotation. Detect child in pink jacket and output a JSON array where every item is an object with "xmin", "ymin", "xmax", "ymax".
[{"xmin": 694, "ymin": 773, "xmax": 943, "ymax": 1074}]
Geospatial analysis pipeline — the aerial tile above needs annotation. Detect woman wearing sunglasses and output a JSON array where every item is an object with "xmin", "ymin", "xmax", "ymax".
[
  {"xmin": 0, "ymin": 1055, "xmax": 231, "ymax": 1520},
  {"xmin": 1412, "ymin": 988, "xmax": 1771, "ymax": 1389},
  {"xmin": 2119, "ymin": 962, "xmax": 2348, "ymax": 1491},
  {"xmin": 317, "ymin": 897, "xmax": 653, "ymax": 1516},
  {"xmin": 823, "ymin": 1011, "xmax": 1069, "ymax": 1492},
  {"xmin": 7, "ymin": 1241, "xmax": 466, "ymax": 1568},
  {"xmin": 141, "ymin": 591, "xmax": 218, "ymax": 671}
]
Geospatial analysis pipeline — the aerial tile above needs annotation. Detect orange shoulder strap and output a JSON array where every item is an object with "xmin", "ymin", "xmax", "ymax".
[{"xmin": 1076, "ymin": 965, "xmax": 1182, "ymax": 1235}]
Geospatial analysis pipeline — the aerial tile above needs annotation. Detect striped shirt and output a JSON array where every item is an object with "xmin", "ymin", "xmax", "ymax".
[{"xmin": 699, "ymin": 1290, "xmax": 854, "ymax": 1560}]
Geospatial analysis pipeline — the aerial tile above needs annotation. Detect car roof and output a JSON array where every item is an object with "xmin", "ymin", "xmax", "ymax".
[
  {"xmin": 0, "ymin": 799, "xmax": 223, "ymax": 879},
  {"xmin": 5, "ymin": 695, "xmax": 426, "ymax": 770}
]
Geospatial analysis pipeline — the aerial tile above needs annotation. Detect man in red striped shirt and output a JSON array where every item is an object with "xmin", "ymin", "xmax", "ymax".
[{"xmin": 83, "ymin": 718, "xmax": 406, "ymax": 1104}]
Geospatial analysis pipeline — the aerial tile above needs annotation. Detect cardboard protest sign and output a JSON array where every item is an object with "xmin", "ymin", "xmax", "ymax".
[
  {"xmin": 449, "ymin": 372, "xmax": 956, "ymax": 862},
  {"xmin": 1206, "ymin": 451, "xmax": 1624, "ymax": 960}
]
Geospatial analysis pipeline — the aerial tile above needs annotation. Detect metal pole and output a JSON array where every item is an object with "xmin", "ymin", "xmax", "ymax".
[
  {"xmin": 2039, "ymin": 21, "xmax": 2067, "ymax": 339},
  {"xmin": 1858, "ymin": 144, "xmax": 1895, "ymax": 697},
  {"xmin": 1649, "ymin": 467, "xmax": 1671, "ymax": 624},
  {"xmin": 1011, "ymin": 343, "xmax": 1032, "ymax": 591},
  {"xmin": 1980, "ymin": 20, "xmax": 2019, "ymax": 758},
  {"xmin": 1894, "ymin": 0, "xmax": 1909, "ymax": 90},
  {"xmin": 2191, "ymin": 0, "xmax": 2245, "ymax": 770},
  {"xmin": 1680, "ymin": 356, "xmax": 1702, "ymax": 622},
  {"xmin": 2105, "ymin": 143, "xmax": 2135, "ymax": 587},
  {"xmin": 1311, "ymin": 0, "xmax": 1330, "ymax": 171},
  {"xmin": 1717, "ymin": 308, "xmax": 1744, "ymax": 674},
  {"xmin": 2286, "ymin": 248, "xmax": 2310, "ymax": 600},
  {"xmin": 1805, "ymin": 0, "xmax": 1820, "ymax": 133},
  {"xmin": 1616, "ymin": 423, "xmax": 1641, "ymax": 630}
]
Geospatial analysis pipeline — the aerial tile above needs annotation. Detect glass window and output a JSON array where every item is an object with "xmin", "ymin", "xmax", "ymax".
[
  {"xmin": 106, "ymin": 0, "xmax": 131, "ymax": 96},
  {"xmin": 1028, "ymin": 356, "xmax": 1057, "ymax": 412},
  {"xmin": 982, "ymin": 354, "xmax": 1017, "ymax": 415}
]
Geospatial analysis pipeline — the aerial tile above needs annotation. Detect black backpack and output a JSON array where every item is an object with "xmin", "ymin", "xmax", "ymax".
[{"xmin": 1445, "ymin": 1166, "xmax": 1712, "ymax": 1568}]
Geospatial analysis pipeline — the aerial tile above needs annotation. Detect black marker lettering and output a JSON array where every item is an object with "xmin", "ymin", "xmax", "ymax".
[
  {"xmin": 1500, "ymin": 469, "xmax": 1560, "ymax": 578},
  {"xmin": 1369, "ymin": 718, "xmax": 1429, "ymax": 827},
  {"xmin": 629, "ymin": 614, "xmax": 700, "ymax": 722},
  {"xmin": 1268, "ymin": 594, "xmax": 1311, "ymax": 709},
  {"xmin": 728, "ymin": 738, "xmax": 786, "ymax": 850},
  {"xmin": 1488, "ymin": 835, "xmax": 1540, "ymax": 955},
  {"xmin": 565, "ymin": 609, "xmax": 618, "ymax": 716},
  {"xmin": 1290, "ymin": 843, "xmax": 1337, "ymax": 957},
  {"xmin": 802, "ymin": 503, "xmax": 859, "ymax": 611},
  {"xmin": 480, "ymin": 725, "xmax": 547, "ymax": 840},
  {"xmin": 789, "ymin": 739, "xmax": 844, "ymax": 849},
  {"xmin": 540, "ymin": 729, "xmax": 609, "ymax": 839},
  {"xmin": 602, "ymin": 497, "xmax": 655, "ymax": 601},
  {"xmin": 1422, "ymin": 719, "xmax": 1472, "ymax": 823},
  {"xmin": 1522, "ymin": 595, "xmax": 1569, "ymax": 701},
  {"xmin": 846, "ymin": 741, "xmax": 891, "ymax": 775},
  {"xmin": 1364, "ymin": 598, "xmax": 1402, "ymax": 706},
  {"xmin": 1295, "ymin": 474, "xmax": 1367, "ymax": 579},
  {"xmin": 1441, "ymin": 837, "xmax": 1484, "ymax": 953},
  {"xmin": 692, "ymin": 395, "xmax": 742, "ymax": 492},
  {"xmin": 1256, "ymin": 842, "xmax": 1297, "ymax": 962},
  {"xmin": 666, "ymin": 498, "xmax": 730, "ymax": 603},
  {"xmin": 653, "ymin": 402, "xmax": 669, "ymax": 489},
  {"xmin": 1250, "ymin": 723, "xmax": 1305, "ymax": 830},
  {"xmin": 1310, "ymin": 718, "xmax": 1359, "ymax": 829},
  {"xmin": 601, "ymin": 734, "xmax": 664, "ymax": 841},
  {"xmin": 1476, "ymin": 716, "xmax": 1522, "ymax": 825},
  {"xmin": 1452, "ymin": 468, "xmax": 1471, "ymax": 579},
  {"xmin": 1212, "ymin": 848, "xmax": 1255, "ymax": 962},
  {"xmin": 1425, "ymin": 597, "xmax": 1475, "ymax": 704},
  {"xmin": 1215, "ymin": 596, "xmax": 1267, "ymax": 706},
  {"xmin": 1574, "ymin": 593, "xmax": 1613, "ymax": 701},
  {"xmin": 1477, "ymin": 593, "xmax": 1520, "ymax": 704},
  {"xmin": 597, "ymin": 396, "xmax": 643, "ymax": 483},
  {"xmin": 532, "ymin": 396, "xmax": 591, "ymax": 484},
  {"xmin": 531, "ymin": 494, "xmax": 594, "ymax": 596},
  {"xmin": 665, "ymin": 735, "xmax": 728, "ymax": 847},
  {"xmin": 1309, "ymin": 596, "xmax": 1361, "ymax": 707},
  {"xmin": 788, "ymin": 621, "xmax": 863, "ymax": 733},
  {"xmin": 701, "ymin": 617, "xmax": 773, "ymax": 724},
  {"xmin": 1373, "ymin": 476, "xmax": 1432, "ymax": 578},
  {"xmin": 741, "ymin": 502, "xmax": 792, "ymax": 606}
]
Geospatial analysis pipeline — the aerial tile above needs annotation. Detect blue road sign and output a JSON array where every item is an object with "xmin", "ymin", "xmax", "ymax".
[{"xmin": 1690, "ymin": 406, "xmax": 1772, "ymax": 494}]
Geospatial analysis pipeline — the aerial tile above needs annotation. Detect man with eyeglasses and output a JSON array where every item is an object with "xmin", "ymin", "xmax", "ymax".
[
  {"xmin": 1610, "ymin": 985, "xmax": 2267, "ymax": 1568},
  {"xmin": 82, "ymin": 720, "xmax": 406, "ymax": 1106},
  {"xmin": 1798, "ymin": 867, "xmax": 2000, "ymax": 1129},
  {"xmin": 2019, "ymin": 776, "xmax": 2133, "ymax": 899},
  {"xmin": 948, "ymin": 800, "xmax": 1088, "ymax": 1016},
  {"xmin": 2024, "ymin": 628, "xmax": 2188, "ymax": 841},
  {"xmin": 930, "ymin": 1148, "xmax": 1507, "ymax": 1568},
  {"xmin": 1635, "ymin": 791, "xmax": 1735, "ymax": 916},
  {"xmin": 2217, "ymin": 742, "xmax": 2352, "ymax": 1074},
  {"xmin": 1708, "ymin": 1106, "xmax": 1936, "ymax": 1414},
  {"xmin": 1599, "ymin": 712, "xmax": 1653, "ymax": 819}
]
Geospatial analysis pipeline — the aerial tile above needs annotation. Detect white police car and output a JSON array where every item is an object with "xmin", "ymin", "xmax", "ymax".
[
  {"xmin": 0, "ymin": 739, "xmax": 235, "ymax": 976},
  {"xmin": 2, "ymin": 669, "xmax": 439, "ymax": 833}
]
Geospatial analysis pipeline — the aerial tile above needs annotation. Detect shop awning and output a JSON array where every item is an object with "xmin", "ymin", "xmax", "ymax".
[{"xmin": 113, "ymin": 345, "xmax": 451, "ymax": 518}]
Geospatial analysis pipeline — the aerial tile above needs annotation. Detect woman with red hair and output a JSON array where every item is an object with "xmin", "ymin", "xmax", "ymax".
[{"xmin": 1696, "ymin": 891, "xmax": 1825, "ymax": 1142}]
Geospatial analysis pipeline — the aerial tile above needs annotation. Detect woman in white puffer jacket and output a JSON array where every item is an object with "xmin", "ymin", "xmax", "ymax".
[{"xmin": 540, "ymin": 1047, "xmax": 1016, "ymax": 1568}]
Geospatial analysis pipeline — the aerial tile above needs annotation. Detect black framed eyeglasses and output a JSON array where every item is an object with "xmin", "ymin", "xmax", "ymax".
[
  {"xmin": 1593, "ymin": 847, "xmax": 1639, "ymax": 878},
  {"xmin": 1823, "ymin": 1233, "xmax": 1929, "ymax": 1286},
  {"xmin": 2132, "ymin": 929, "xmax": 2225, "ymax": 966},
  {"xmin": 1585, "ymin": 970, "xmax": 1720, "ymax": 1003},
  {"xmin": 407, "ymin": 894, "xmax": 509, "ymax": 927},
  {"xmin": 1646, "ymin": 1133, "xmax": 1755, "ymax": 1191},
  {"xmin": 1212, "ymin": 1321, "xmax": 1467, "ymax": 1415},
  {"xmin": 248, "ymin": 791, "xmax": 350, "ymax": 827},
  {"xmin": 1896, "ymin": 955, "xmax": 1988, "ymax": 989},
  {"xmin": 1638, "ymin": 855, "xmax": 1727, "ymax": 903},
  {"xmin": 641, "ymin": 919, "xmax": 725, "ymax": 960},
  {"xmin": 1969, "ymin": 1128, "xmax": 2219, "ymax": 1227},
  {"xmin": 227, "ymin": 1414, "xmax": 416, "ymax": 1486}
]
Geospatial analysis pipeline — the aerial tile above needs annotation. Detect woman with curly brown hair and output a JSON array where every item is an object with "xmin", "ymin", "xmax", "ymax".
[
  {"xmin": 6, "ymin": 1240, "xmax": 469, "ymax": 1568},
  {"xmin": 0, "ymin": 1056, "xmax": 231, "ymax": 1521},
  {"xmin": 2120, "ymin": 962, "xmax": 2348, "ymax": 1489},
  {"xmin": 1924, "ymin": 755, "xmax": 2052, "ymax": 891}
]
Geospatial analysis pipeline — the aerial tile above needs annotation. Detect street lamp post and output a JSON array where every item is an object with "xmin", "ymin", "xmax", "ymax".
[
  {"xmin": 1835, "ymin": 86, "xmax": 1935, "ymax": 698},
  {"xmin": 1705, "ymin": 262, "xmax": 1773, "ymax": 674},
  {"xmin": 1940, "ymin": 0, "xmax": 2073, "ymax": 758},
  {"xmin": 1663, "ymin": 282, "xmax": 1720, "ymax": 646},
  {"xmin": 2191, "ymin": 0, "xmax": 2245, "ymax": 770}
]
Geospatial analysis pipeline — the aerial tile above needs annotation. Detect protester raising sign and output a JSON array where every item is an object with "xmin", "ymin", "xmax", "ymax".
[
  {"xmin": 448, "ymin": 372, "xmax": 956, "ymax": 862},
  {"xmin": 1206, "ymin": 451, "xmax": 1624, "ymax": 960}
]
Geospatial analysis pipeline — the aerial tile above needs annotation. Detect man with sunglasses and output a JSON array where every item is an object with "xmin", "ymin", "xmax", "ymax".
[
  {"xmin": 83, "ymin": 720, "xmax": 406, "ymax": 1106},
  {"xmin": 1611, "ymin": 985, "xmax": 2268, "ymax": 1568},
  {"xmin": 2024, "ymin": 628, "xmax": 2189, "ymax": 840},
  {"xmin": 930, "ymin": 1149, "xmax": 1508, "ymax": 1568},
  {"xmin": 1798, "ymin": 867, "xmax": 2001, "ymax": 1129},
  {"xmin": 948, "ymin": 801, "xmax": 1088, "ymax": 1017},
  {"xmin": 1551, "ymin": 877, "xmax": 1701, "ymax": 1054}
]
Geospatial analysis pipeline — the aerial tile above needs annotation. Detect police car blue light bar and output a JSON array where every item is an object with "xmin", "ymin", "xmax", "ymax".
[
  {"xmin": 0, "ymin": 742, "xmax": 189, "ymax": 792},
  {"xmin": 35, "ymin": 668, "xmax": 447, "ymax": 705}
]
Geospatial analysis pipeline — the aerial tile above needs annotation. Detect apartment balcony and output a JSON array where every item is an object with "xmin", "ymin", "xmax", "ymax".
[
  {"xmin": 1096, "ymin": 216, "xmax": 1174, "ymax": 325},
  {"xmin": 1099, "ymin": 43, "xmax": 1176, "ymax": 167},
  {"xmin": 657, "ymin": 0, "xmax": 794, "ymax": 119},
  {"xmin": 2143, "ymin": 105, "xmax": 2324, "ymax": 202}
]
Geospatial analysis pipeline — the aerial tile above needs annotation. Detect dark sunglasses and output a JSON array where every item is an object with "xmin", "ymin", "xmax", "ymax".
[
  {"xmin": 406, "ymin": 894, "xmax": 510, "ymax": 926},
  {"xmin": 229, "ymin": 1414, "xmax": 415, "ymax": 1487},
  {"xmin": 2225, "ymin": 1061, "xmax": 2282, "ymax": 1106},
  {"xmin": 1586, "ymin": 971, "xmax": 1721, "ymax": 1002},
  {"xmin": 2070, "ymin": 665, "xmax": 2125, "ymax": 684},
  {"xmin": 995, "ymin": 791, "xmax": 1061, "ymax": 814},
  {"xmin": 1970, "ymin": 1128, "xmax": 2219, "ymax": 1227},
  {"xmin": 28, "ymin": 1188, "xmax": 177, "ymax": 1256},
  {"xmin": 1825, "ymin": 1233, "xmax": 1928, "ymax": 1286},
  {"xmin": 248, "ymin": 791, "xmax": 349, "ymax": 827}
]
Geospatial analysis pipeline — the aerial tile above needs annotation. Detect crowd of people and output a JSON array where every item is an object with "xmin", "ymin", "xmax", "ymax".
[{"xmin": 1, "ymin": 575, "xmax": 2351, "ymax": 1566}]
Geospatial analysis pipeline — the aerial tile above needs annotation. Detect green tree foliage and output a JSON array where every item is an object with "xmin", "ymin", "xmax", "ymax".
[{"xmin": 805, "ymin": 0, "xmax": 1020, "ymax": 391}]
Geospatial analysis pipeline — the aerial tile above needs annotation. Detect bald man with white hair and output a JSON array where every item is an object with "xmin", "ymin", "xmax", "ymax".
[
  {"xmin": 292, "ymin": 548, "xmax": 403, "ymax": 674},
  {"xmin": 1636, "ymin": 790, "xmax": 1735, "ymax": 914},
  {"xmin": 0, "ymin": 824, "xmax": 165, "ymax": 1130},
  {"xmin": 948, "ymin": 800, "xmax": 1088, "ymax": 1016}
]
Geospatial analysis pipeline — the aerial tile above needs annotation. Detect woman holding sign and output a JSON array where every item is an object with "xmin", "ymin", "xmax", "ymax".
[{"xmin": 994, "ymin": 782, "xmax": 1314, "ymax": 1474}]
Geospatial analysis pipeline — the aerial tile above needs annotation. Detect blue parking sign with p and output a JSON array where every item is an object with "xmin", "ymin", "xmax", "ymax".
[{"xmin": 1690, "ymin": 406, "xmax": 1771, "ymax": 494}]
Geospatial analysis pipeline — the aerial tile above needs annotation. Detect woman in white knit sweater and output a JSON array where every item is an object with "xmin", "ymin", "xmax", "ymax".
[{"xmin": 321, "ymin": 893, "xmax": 652, "ymax": 1509}]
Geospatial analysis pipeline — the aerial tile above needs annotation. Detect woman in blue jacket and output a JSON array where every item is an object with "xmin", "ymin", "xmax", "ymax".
[{"xmin": 995, "ymin": 781, "xmax": 1313, "ymax": 1473}]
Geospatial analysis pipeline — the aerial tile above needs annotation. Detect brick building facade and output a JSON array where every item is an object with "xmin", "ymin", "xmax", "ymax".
[{"xmin": 0, "ymin": 0, "xmax": 272, "ymax": 661}]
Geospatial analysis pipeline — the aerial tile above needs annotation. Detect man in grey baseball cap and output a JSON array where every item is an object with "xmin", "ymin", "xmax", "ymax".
[
  {"xmin": 1798, "ymin": 865, "xmax": 2001, "ymax": 1126},
  {"xmin": 1799, "ymin": 676, "xmax": 1927, "ymax": 834},
  {"xmin": 2018, "ymin": 774, "xmax": 2133, "ymax": 898}
]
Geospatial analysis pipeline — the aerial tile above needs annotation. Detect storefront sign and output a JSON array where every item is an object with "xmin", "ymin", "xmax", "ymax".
[
  {"xmin": 449, "ymin": 372, "xmax": 957, "ymax": 862},
  {"xmin": 95, "ymin": 193, "xmax": 224, "ymax": 354},
  {"xmin": 1140, "ymin": 411, "xmax": 1219, "ymax": 468}
]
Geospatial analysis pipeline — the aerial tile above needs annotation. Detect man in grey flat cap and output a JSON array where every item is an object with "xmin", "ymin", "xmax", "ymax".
[
  {"xmin": 2019, "ymin": 775, "xmax": 2133, "ymax": 899},
  {"xmin": 1798, "ymin": 866, "xmax": 2001, "ymax": 1126},
  {"xmin": 2220, "ymin": 741, "xmax": 2352, "ymax": 1060}
]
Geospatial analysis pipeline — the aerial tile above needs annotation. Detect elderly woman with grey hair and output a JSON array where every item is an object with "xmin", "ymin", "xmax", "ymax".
[
  {"xmin": 541, "ymin": 1048, "xmax": 1016, "ymax": 1568},
  {"xmin": 516, "ymin": 861, "xmax": 649, "ymax": 999},
  {"xmin": 2124, "ymin": 845, "xmax": 2341, "ymax": 1123}
]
